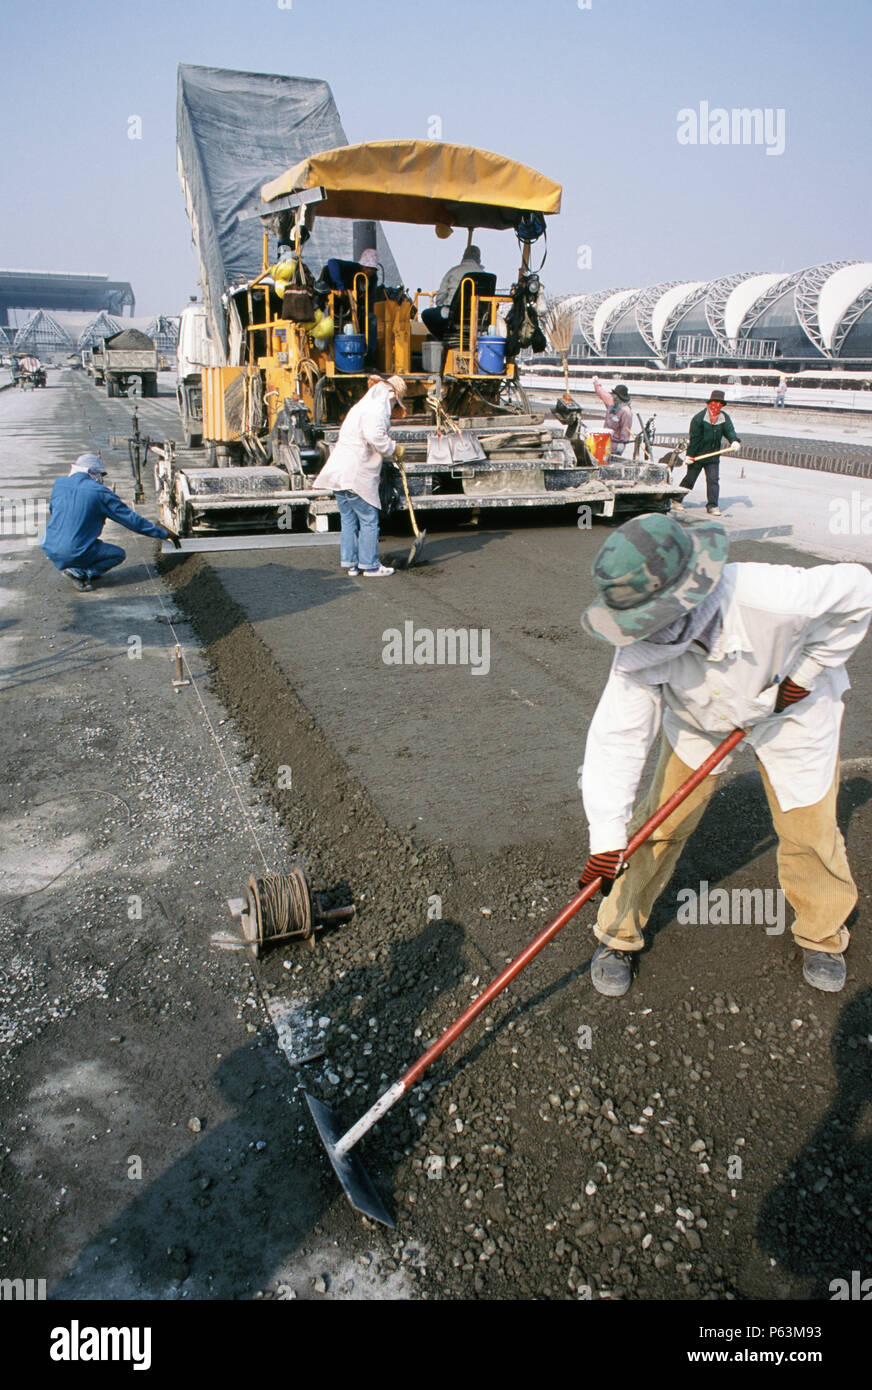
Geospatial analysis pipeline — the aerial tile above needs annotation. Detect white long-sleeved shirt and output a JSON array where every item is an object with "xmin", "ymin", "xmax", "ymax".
[
  {"xmin": 582, "ymin": 561, "xmax": 872, "ymax": 852},
  {"xmin": 313, "ymin": 382, "xmax": 397, "ymax": 508}
]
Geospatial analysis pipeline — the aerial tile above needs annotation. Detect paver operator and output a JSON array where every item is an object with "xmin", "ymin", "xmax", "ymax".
[
  {"xmin": 42, "ymin": 453, "xmax": 180, "ymax": 590},
  {"xmin": 578, "ymin": 514, "xmax": 872, "ymax": 998}
]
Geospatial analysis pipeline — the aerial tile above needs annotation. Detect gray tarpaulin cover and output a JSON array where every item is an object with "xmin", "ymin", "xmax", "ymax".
[{"xmin": 177, "ymin": 64, "xmax": 401, "ymax": 357}]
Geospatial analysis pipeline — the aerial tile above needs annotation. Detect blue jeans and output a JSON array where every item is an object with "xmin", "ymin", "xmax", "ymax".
[{"xmin": 335, "ymin": 491, "xmax": 380, "ymax": 570}]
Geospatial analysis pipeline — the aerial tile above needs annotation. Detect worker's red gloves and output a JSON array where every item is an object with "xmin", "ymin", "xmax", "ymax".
[
  {"xmin": 775, "ymin": 677, "xmax": 809, "ymax": 713},
  {"xmin": 579, "ymin": 850, "xmax": 625, "ymax": 897}
]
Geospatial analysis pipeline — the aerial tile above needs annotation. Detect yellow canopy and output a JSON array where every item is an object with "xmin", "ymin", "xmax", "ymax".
[{"xmin": 260, "ymin": 140, "xmax": 562, "ymax": 230}]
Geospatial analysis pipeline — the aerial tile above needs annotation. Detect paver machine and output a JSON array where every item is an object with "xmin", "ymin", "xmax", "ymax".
[{"xmin": 160, "ymin": 68, "xmax": 679, "ymax": 541}]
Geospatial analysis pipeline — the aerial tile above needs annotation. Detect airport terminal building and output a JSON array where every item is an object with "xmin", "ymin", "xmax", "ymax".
[{"xmin": 567, "ymin": 261, "xmax": 872, "ymax": 370}]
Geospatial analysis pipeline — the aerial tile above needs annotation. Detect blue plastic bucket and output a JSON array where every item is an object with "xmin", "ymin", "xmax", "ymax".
[
  {"xmin": 477, "ymin": 334, "xmax": 506, "ymax": 375},
  {"xmin": 334, "ymin": 333, "xmax": 366, "ymax": 373}
]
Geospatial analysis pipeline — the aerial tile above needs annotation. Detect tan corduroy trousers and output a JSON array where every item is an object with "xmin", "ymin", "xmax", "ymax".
[{"xmin": 595, "ymin": 738, "xmax": 855, "ymax": 955}]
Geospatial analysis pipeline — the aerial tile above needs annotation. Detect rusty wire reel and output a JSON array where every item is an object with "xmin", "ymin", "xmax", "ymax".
[{"xmin": 229, "ymin": 866, "xmax": 354, "ymax": 957}]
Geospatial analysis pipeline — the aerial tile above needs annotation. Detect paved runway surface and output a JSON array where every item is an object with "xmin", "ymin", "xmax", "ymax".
[{"xmin": 3, "ymin": 368, "xmax": 871, "ymax": 1304}]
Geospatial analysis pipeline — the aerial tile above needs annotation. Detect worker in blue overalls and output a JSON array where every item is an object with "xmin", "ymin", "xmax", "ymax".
[{"xmin": 42, "ymin": 453, "xmax": 180, "ymax": 590}]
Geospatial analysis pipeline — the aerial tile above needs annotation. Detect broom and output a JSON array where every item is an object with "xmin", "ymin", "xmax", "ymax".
[{"xmin": 542, "ymin": 296, "xmax": 578, "ymax": 401}]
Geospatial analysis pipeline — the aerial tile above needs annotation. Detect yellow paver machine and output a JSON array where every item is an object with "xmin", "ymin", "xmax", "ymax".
[{"xmin": 159, "ymin": 134, "xmax": 679, "ymax": 540}]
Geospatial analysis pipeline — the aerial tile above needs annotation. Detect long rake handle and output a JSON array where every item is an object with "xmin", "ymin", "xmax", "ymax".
[
  {"xmin": 688, "ymin": 446, "xmax": 735, "ymax": 463},
  {"xmin": 334, "ymin": 726, "xmax": 746, "ymax": 1157}
]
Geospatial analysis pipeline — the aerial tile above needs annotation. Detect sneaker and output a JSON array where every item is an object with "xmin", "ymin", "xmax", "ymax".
[
  {"xmin": 590, "ymin": 944, "xmax": 635, "ymax": 997},
  {"xmin": 802, "ymin": 950, "xmax": 846, "ymax": 993},
  {"xmin": 706, "ymin": 506, "xmax": 722, "ymax": 516},
  {"xmin": 346, "ymin": 567, "xmax": 360, "ymax": 577},
  {"xmin": 670, "ymin": 499, "xmax": 686, "ymax": 513},
  {"xmin": 62, "ymin": 568, "xmax": 92, "ymax": 591},
  {"xmin": 361, "ymin": 564, "xmax": 394, "ymax": 577}
]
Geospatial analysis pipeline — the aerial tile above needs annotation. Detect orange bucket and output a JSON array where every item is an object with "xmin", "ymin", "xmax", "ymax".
[{"xmin": 586, "ymin": 432, "xmax": 612, "ymax": 466}]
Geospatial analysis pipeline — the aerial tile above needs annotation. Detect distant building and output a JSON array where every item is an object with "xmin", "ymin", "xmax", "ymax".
[
  {"xmin": 11, "ymin": 310, "xmax": 76, "ymax": 359},
  {"xmin": 0, "ymin": 270, "xmax": 135, "ymax": 330},
  {"xmin": 557, "ymin": 261, "xmax": 872, "ymax": 369},
  {"xmin": 11, "ymin": 309, "xmax": 179, "ymax": 364}
]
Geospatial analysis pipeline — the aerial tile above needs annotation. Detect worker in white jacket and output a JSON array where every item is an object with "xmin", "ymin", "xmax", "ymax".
[
  {"xmin": 578, "ymin": 513, "xmax": 872, "ymax": 997},
  {"xmin": 313, "ymin": 376, "xmax": 407, "ymax": 577}
]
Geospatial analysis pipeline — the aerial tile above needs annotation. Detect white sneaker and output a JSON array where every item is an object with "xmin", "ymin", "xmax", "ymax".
[
  {"xmin": 346, "ymin": 567, "xmax": 360, "ymax": 577},
  {"xmin": 361, "ymin": 564, "xmax": 394, "ymax": 577}
]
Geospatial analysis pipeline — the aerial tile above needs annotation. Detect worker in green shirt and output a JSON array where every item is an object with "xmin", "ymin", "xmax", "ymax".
[{"xmin": 673, "ymin": 390, "xmax": 740, "ymax": 516}]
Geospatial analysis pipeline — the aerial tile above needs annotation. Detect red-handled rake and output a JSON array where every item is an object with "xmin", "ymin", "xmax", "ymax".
[{"xmin": 306, "ymin": 727, "xmax": 747, "ymax": 1226}]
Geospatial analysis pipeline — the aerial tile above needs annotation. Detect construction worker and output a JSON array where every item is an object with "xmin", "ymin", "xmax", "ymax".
[
  {"xmin": 42, "ymin": 453, "xmax": 180, "ymax": 591},
  {"xmin": 422, "ymin": 245, "xmax": 487, "ymax": 339},
  {"xmin": 674, "ymin": 389, "xmax": 740, "ymax": 516},
  {"xmin": 592, "ymin": 377, "xmax": 633, "ymax": 456},
  {"xmin": 312, "ymin": 376, "xmax": 408, "ymax": 577},
  {"xmin": 578, "ymin": 514, "xmax": 872, "ymax": 997}
]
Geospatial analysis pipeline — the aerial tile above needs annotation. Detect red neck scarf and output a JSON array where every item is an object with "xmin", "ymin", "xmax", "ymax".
[{"xmin": 707, "ymin": 402, "xmax": 723, "ymax": 424}]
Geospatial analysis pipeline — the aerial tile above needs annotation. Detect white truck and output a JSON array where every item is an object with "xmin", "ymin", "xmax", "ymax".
[{"xmin": 176, "ymin": 300, "xmax": 219, "ymax": 448}]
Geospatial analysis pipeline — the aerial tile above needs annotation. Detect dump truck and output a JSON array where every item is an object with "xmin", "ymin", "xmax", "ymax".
[
  {"xmin": 90, "ymin": 328, "xmax": 159, "ymax": 397},
  {"xmin": 158, "ymin": 65, "xmax": 679, "ymax": 541},
  {"xmin": 12, "ymin": 355, "xmax": 46, "ymax": 388}
]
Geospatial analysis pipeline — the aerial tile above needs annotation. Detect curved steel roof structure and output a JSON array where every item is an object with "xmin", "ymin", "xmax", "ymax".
[{"xmin": 568, "ymin": 261, "xmax": 872, "ymax": 363}]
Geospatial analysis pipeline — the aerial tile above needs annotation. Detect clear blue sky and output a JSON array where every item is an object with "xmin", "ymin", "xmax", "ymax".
[{"xmin": 2, "ymin": 0, "xmax": 868, "ymax": 316}]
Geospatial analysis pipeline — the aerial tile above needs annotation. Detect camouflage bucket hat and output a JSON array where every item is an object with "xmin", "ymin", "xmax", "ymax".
[{"xmin": 582, "ymin": 515, "xmax": 728, "ymax": 646}]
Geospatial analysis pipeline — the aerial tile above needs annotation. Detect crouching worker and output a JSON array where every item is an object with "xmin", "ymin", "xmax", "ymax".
[
  {"xmin": 42, "ymin": 453, "xmax": 180, "ymax": 590},
  {"xmin": 578, "ymin": 514, "xmax": 872, "ymax": 997},
  {"xmin": 313, "ymin": 376, "xmax": 407, "ymax": 578}
]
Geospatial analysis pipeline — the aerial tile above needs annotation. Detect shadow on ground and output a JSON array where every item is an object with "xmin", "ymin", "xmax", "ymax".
[
  {"xmin": 49, "ymin": 921, "xmax": 467, "ymax": 1300},
  {"xmin": 755, "ymin": 988, "xmax": 872, "ymax": 1297}
]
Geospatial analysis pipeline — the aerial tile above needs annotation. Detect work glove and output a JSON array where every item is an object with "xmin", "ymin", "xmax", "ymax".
[
  {"xmin": 727, "ymin": 440, "xmax": 740, "ymax": 453},
  {"xmin": 579, "ymin": 850, "xmax": 625, "ymax": 897},
  {"xmin": 775, "ymin": 677, "xmax": 809, "ymax": 713},
  {"xmin": 161, "ymin": 526, "xmax": 182, "ymax": 550},
  {"xmin": 393, "ymin": 443, "xmax": 406, "ymax": 465}
]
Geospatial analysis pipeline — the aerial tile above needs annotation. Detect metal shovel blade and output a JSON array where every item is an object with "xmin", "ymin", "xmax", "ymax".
[
  {"xmin": 305, "ymin": 1092, "xmax": 395, "ymax": 1228},
  {"xmin": 387, "ymin": 529, "xmax": 427, "ymax": 570}
]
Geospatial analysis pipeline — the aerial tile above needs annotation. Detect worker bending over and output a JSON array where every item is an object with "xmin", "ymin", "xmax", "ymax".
[
  {"xmin": 578, "ymin": 514, "xmax": 872, "ymax": 997},
  {"xmin": 313, "ymin": 377, "xmax": 407, "ymax": 577},
  {"xmin": 42, "ymin": 453, "xmax": 179, "ymax": 590}
]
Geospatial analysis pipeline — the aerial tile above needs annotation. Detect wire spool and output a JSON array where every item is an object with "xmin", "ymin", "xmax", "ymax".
[{"xmin": 244, "ymin": 867, "xmax": 314, "ymax": 957}]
